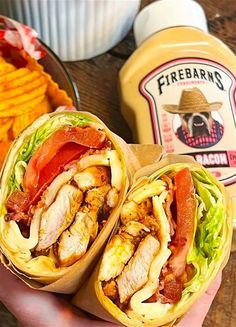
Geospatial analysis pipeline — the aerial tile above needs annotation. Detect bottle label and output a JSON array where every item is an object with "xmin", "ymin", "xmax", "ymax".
[{"xmin": 140, "ymin": 58, "xmax": 236, "ymax": 186}]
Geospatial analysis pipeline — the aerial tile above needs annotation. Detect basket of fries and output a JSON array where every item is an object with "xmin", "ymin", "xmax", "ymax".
[{"xmin": 0, "ymin": 15, "xmax": 79, "ymax": 167}]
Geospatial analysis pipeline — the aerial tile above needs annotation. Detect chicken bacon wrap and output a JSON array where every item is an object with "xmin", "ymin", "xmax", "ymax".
[
  {"xmin": 0, "ymin": 111, "xmax": 130, "ymax": 293},
  {"xmin": 73, "ymin": 158, "xmax": 232, "ymax": 326}
]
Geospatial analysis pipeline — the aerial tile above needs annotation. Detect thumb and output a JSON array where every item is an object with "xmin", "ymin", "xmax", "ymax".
[
  {"xmin": 0, "ymin": 263, "xmax": 114, "ymax": 327},
  {"xmin": 0, "ymin": 263, "xmax": 70, "ymax": 326}
]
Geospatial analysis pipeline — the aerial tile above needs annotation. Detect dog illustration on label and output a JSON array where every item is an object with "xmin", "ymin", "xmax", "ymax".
[{"xmin": 163, "ymin": 87, "xmax": 224, "ymax": 149}]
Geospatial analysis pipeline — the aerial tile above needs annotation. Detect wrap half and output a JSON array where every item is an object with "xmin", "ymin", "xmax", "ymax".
[
  {"xmin": 73, "ymin": 156, "xmax": 232, "ymax": 326},
  {"xmin": 0, "ymin": 111, "xmax": 130, "ymax": 293}
]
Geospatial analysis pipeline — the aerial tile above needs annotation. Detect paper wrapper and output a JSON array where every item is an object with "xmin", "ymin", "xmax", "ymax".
[
  {"xmin": 72, "ymin": 153, "xmax": 233, "ymax": 327},
  {"xmin": 0, "ymin": 15, "xmax": 46, "ymax": 60},
  {"xmin": 0, "ymin": 111, "xmax": 142, "ymax": 294}
]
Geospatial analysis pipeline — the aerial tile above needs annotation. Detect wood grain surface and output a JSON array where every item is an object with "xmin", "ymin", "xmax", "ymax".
[{"xmin": 1, "ymin": 0, "xmax": 236, "ymax": 326}]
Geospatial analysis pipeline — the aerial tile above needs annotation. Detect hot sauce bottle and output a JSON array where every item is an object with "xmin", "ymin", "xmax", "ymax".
[{"xmin": 119, "ymin": 0, "xmax": 236, "ymax": 224}]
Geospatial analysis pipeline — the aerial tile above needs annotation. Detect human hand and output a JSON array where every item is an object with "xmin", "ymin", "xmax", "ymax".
[
  {"xmin": 177, "ymin": 272, "xmax": 222, "ymax": 327},
  {"xmin": 0, "ymin": 263, "xmax": 114, "ymax": 327},
  {"xmin": 0, "ymin": 263, "xmax": 221, "ymax": 327}
]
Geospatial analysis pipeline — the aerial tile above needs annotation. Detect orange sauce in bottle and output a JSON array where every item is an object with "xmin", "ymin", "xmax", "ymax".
[{"xmin": 119, "ymin": 0, "xmax": 236, "ymax": 224}]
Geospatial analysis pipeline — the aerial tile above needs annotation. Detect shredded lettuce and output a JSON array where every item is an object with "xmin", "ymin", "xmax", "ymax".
[
  {"xmin": 177, "ymin": 168, "xmax": 226, "ymax": 308},
  {"xmin": 191, "ymin": 170, "xmax": 212, "ymax": 184},
  {"xmin": 197, "ymin": 200, "xmax": 224, "ymax": 258},
  {"xmin": 179, "ymin": 249, "xmax": 209, "ymax": 306},
  {"xmin": 193, "ymin": 180, "xmax": 216, "ymax": 211},
  {"xmin": 14, "ymin": 161, "xmax": 28, "ymax": 190},
  {"xmin": 8, "ymin": 113, "xmax": 91, "ymax": 193}
]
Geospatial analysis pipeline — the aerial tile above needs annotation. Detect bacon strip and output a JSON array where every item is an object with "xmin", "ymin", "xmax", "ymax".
[
  {"xmin": 6, "ymin": 191, "xmax": 30, "ymax": 213},
  {"xmin": 161, "ymin": 175, "xmax": 176, "ymax": 237}
]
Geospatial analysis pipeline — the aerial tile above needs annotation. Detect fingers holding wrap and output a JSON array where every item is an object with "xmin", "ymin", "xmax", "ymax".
[{"xmin": 177, "ymin": 272, "xmax": 222, "ymax": 327}]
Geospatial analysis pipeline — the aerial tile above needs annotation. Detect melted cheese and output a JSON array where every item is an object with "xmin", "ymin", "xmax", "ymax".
[
  {"xmin": 128, "ymin": 193, "xmax": 172, "ymax": 319},
  {"xmin": 128, "ymin": 180, "xmax": 166, "ymax": 203},
  {"xmin": 78, "ymin": 150, "xmax": 123, "ymax": 191},
  {"xmin": 0, "ymin": 207, "xmax": 42, "ymax": 252}
]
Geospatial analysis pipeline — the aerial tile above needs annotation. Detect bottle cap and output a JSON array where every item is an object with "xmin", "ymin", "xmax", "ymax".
[{"xmin": 134, "ymin": 0, "xmax": 208, "ymax": 47}]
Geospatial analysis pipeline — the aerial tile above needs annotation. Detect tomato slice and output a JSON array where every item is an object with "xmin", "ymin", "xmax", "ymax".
[
  {"xmin": 168, "ymin": 168, "xmax": 196, "ymax": 278},
  {"xmin": 30, "ymin": 142, "xmax": 88, "ymax": 204},
  {"xmin": 6, "ymin": 143, "xmax": 87, "ymax": 215},
  {"xmin": 24, "ymin": 126, "xmax": 105, "ymax": 194}
]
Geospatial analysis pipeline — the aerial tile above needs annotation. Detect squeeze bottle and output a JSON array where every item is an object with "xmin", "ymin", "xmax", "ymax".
[{"xmin": 119, "ymin": 0, "xmax": 236, "ymax": 224}]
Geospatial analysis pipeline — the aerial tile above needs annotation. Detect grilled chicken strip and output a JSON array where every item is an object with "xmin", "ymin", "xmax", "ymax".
[
  {"xmin": 99, "ymin": 235, "xmax": 135, "ymax": 282},
  {"xmin": 85, "ymin": 184, "xmax": 111, "ymax": 208},
  {"xmin": 57, "ymin": 184, "xmax": 113, "ymax": 266},
  {"xmin": 85, "ymin": 185, "xmax": 112, "ymax": 240},
  {"xmin": 120, "ymin": 221, "xmax": 150, "ymax": 237},
  {"xmin": 74, "ymin": 166, "xmax": 110, "ymax": 191},
  {"xmin": 58, "ymin": 211, "xmax": 94, "ymax": 266},
  {"xmin": 106, "ymin": 187, "xmax": 119, "ymax": 208},
  {"xmin": 42, "ymin": 168, "xmax": 76, "ymax": 207},
  {"xmin": 36, "ymin": 185, "xmax": 83, "ymax": 251},
  {"xmin": 117, "ymin": 235, "xmax": 160, "ymax": 303}
]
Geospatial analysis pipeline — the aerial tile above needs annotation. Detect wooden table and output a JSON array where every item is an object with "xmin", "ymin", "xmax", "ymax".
[{"xmin": 0, "ymin": 0, "xmax": 235, "ymax": 326}]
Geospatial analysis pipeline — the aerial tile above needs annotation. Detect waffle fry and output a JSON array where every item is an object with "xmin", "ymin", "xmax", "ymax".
[
  {"xmin": 0, "ymin": 62, "xmax": 16, "ymax": 76},
  {"xmin": 0, "ymin": 71, "xmax": 42, "ymax": 92},
  {"xmin": 0, "ymin": 75, "xmax": 47, "ymax": 100},
  {"xmin": 0, "ymin": 54, "xmax": 73, "ymax": 168},
  {"xmin": 0, "ymin": 67, "xmax": 31, "ymax": 84},
  {"xmin": 0, "ymin": 95, "xmax": 46, "ymax": 118},
  {"xmin": 0, "ymin": 17, "xmax": 74, "ymax": 169},
  {"xmin": 0, "ymin": 118, "xmax": 13, "ymax": 141},
  {"xmin": 0, "ymin": 84, "xmax": 47, "ymax": 112},
  {"xmin": 0, "ymin": 141, "xmax": 12, "ymax": 168},
  {"xmin": 46, "ymin": 79, "xmax": 73, "ymax": 107},
  {"xmin": 26, "ymin": 56, "xmax": 73, "ymax": 107}
]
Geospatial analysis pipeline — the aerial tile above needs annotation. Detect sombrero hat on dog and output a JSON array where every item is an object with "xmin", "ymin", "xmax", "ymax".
[{"xmin": 163, "ymin": 87, "xmax": 222, "ymax": 114}]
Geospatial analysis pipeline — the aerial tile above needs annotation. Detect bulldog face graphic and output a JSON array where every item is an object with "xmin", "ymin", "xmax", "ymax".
[
  {"xmin": 163, "ymin": 88, "xmax": 224, "ymax": 149},
  {"xmin": 179, "ymin": 111, "xmax": 213, "ymax": 138}
]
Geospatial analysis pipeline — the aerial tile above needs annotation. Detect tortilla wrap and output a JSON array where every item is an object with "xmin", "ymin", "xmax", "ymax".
[
  {"xmin": 0, "ymin": 111, "xmax": 134, "ymax": 293},
  {"xmin": 73, "ymin": 155, "xmax": 232, "ymax": 326}
]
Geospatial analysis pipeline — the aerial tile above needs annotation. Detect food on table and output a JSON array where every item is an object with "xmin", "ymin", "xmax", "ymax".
[
  {"xmin": 74, "ymin": 161, "xmax": 232, "ymax": 327},
  {"xmin": 0, "ymin": 111, "xmax": 128, "ymax": 290}
]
